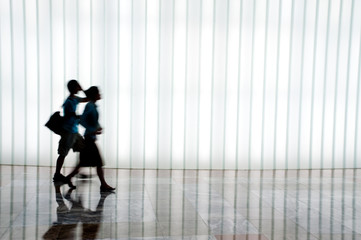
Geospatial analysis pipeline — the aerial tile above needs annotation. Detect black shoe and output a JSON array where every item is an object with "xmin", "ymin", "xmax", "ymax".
[
  {"xmin": 53, "ymin": 173, "xmax": 66, "ymax": 182},
  {"xmin": 100, "ymin": 186, "xmax": 115, "ymax": 192}
]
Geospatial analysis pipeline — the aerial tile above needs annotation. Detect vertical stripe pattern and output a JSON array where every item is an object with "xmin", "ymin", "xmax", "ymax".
[{"xmin": 0, "ymin": 0, "xmax": 360, "ymax": 170}]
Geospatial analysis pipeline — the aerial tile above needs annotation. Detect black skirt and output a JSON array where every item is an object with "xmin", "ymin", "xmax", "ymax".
[{"xmin": 79, "ymin": 136, "xmax": 104, "ymax": 167}]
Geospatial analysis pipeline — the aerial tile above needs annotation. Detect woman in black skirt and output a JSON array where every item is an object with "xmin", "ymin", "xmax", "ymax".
[{"xmin": 66, "ymin": 86, "xmax": 115, "ymax": 192}]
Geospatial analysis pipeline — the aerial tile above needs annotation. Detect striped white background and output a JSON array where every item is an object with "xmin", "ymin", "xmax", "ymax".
[{"xmin": 1, "ymin": 0, "xmax": 361, "ymax": 169}]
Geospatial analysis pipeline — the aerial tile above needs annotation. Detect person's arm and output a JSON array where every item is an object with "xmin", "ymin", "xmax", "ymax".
[
  {"xmin": 74, "ymin": 95, "xmax": 88, "ymax": 103},
  {"xmin": 78, "ymin": 97, "xmax": 89, "ymax": 103}
]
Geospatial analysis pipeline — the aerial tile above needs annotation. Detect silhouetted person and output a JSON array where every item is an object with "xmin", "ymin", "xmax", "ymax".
[
  {"xmin": 66, "ymin": 86, "xmax": 115, "ymax": 192},
  {"xmin": 54, "ymin": 80, "xmax": 88, "ymax": 186}
]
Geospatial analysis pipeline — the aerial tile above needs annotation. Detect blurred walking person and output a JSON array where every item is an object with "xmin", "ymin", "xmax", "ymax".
[{"xmin": 65, "ymin": 86, "xmax": 115, "ymax": 192}]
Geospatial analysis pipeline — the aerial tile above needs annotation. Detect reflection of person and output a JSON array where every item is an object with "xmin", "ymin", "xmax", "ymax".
[
  {"xmin": 66, "ymin": 86, "xmax": 115, "ymax": 192},
  {"xmin": 43, "ymin": 183, "xmax": 112, "ymax": 240},
  {"xmin": 81, "ymin": 191, "xmax": 112, "ymax": 239},
  {"xmin": 42, "ymin": 184, "xmax": 79, "ymax": 239},
  {"xmin": 53, "ymin": 80, "xmax": 88, "ymax": 186}
]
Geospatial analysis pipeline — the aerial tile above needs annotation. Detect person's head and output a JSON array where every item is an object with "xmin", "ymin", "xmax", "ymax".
[
  {"xmin": 67, "ymin": 80, "xmax": 82, "ymax": 94},
  {"xmin": 84, "ymin": 86, "xmax": 101, "ymax": 102}
]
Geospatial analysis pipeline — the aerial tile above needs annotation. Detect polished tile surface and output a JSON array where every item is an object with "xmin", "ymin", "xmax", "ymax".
[{"xmin": 1, "ymin": 166, "xmax": 361, "ymax": 239}]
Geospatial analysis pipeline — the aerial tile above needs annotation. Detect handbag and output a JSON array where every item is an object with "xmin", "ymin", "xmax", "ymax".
[{"xmin": 45, "ymin": 111, "xmax": 64, "ymax": 135}]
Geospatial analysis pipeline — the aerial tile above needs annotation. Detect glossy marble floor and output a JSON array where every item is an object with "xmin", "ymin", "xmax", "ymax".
[{"xmin": 1, "ymin": 166, "xmax": 361, "ymax": 239}]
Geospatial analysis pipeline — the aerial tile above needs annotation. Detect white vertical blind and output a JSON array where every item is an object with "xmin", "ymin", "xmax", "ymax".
[{"xmin": 1, "ymin": 0, "xmax": 361, "ymax": 169}]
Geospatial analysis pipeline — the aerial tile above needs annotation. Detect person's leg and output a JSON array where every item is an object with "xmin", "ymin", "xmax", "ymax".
[
  {"xmin": 55, "ymin": 132, "xmax": 73, "ymax": 179},
  {"xmin": 97, "ymin": 167, "xmax": 115, "ymax": 191},
  {"xmin": 64, "ymin": 136, "xmax": 84, "ymax": 188},
  {"xmin": 53, "ymin": 155, "xmax": 67, "ymax": 182},
  {"xmin": 63, "ymin": 166, "xmax": 78, "ymax": 189},
  {"xmin": 55, "ymin": 155, "xmax": 65, "ymax": 175},
  {"xmin": 72, "ymin": 135, "xmax": 92, "ymax": 178},
  {"xmin": 66, "ymin": 135, "xmax": 87, "ymax": 181},
  {"xmin": 84, "ymin": 137, "xmax": 114, "ymax": 191},
  {"xmin": 66, "ymin": 165, "xmax": 81, "ymax": 179},
  {"xmin": 96, "ymin": 167, "xmax": 107, "ymax": 187}
]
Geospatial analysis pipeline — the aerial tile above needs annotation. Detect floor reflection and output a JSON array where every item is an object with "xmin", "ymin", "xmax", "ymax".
[
  {"xmin": 42, "ymin": 183, "xmax": 111, "ymax": 239},
  {"xmin": 0, "ymin": 166, "xmax": 361, "ymax": 239}
]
